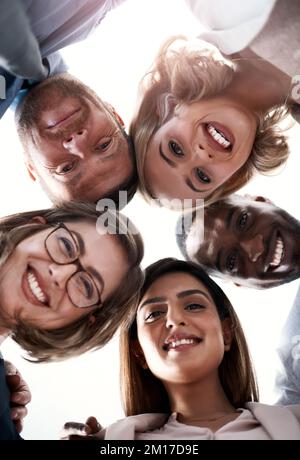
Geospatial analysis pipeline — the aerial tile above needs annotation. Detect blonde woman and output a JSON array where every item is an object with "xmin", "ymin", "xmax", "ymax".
[{"xmin": 131, "ymin": 37, "xmax": 290, "ymax": 208}]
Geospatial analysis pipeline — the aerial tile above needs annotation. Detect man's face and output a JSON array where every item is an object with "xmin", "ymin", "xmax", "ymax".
[
  {"xmin": 181, "ymin": 196, "xmax": 300, "ymax": 288},
  {"xmin": 17, "ymin": 75, "xmax": 134, "ymax": 202}
]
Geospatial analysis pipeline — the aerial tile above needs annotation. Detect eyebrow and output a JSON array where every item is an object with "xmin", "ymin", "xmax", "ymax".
[
  {"xmin": 159, "ymin": 143, "xmax": 177, "ymax": 168},
  {"xmin": 139, "ymin": 296, "xmax": 167, "ymax": 309},
  {"xmin": 177, "ymin": 289, "xmax": 210, "ymax": 300},
  {"xmin": 139, "ymin": 289, "xmax": 211, "ymax": 309},
  {"xmin": 71, "ymin": 230, "xmax": 104, "ymax": 291}
]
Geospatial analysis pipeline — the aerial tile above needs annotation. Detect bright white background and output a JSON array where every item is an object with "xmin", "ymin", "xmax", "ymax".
[{"xmin": 1, "ymin": 0, "xmax": 300, "ymax": 439}]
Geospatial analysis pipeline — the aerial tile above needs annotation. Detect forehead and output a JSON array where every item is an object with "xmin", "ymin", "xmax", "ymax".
[{"xmin": 142, "ymin": 271, "xmax": 210, "ymax": 298}]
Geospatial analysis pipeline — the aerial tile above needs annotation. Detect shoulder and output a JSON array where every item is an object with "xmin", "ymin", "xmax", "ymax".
[
  {"xmin": 185, "ymin": 0, "xmax": 276, "ymax": 27},
  {"xmin": 184, "ymin": 0, "xmax": 277, "ymax": 55},
  {"xmin": 246, "ymin": 402, "xmax": 300, "ymax": 439},
  {"xmin": 100, "ymin": 413, "xmax": 168, "ymax": 440}
]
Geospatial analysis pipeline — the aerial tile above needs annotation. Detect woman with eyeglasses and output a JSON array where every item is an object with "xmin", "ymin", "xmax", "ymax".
[
  {"xmin": 0, "ymin": 201, "xmax": 144, "ymax": 362},
  {"xmin": 63, "ymin": 259, "xmax": 300, "ymax": 440},
  {"xmin": 0, "ymin": 200, "xmax": 143, "ymax": 439}
]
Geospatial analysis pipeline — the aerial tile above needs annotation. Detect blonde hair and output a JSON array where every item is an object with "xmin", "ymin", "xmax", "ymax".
[
  {"xmin": 130, "ymin": 36, "xmax": 289, "ymax": 207},
  {"xmin": 0, "ymin": 201, "xmax": 144, "ymax": 362}
]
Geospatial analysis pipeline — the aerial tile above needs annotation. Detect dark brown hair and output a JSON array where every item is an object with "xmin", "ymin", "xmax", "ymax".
[{"xmin": 120, "ymin": 258, "xmax": 258, "ymax": 416}]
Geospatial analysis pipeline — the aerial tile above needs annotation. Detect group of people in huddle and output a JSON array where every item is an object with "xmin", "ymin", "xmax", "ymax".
[{"xmin": 1, "ymin": 0, "xmax": 300, "ymax": 440}]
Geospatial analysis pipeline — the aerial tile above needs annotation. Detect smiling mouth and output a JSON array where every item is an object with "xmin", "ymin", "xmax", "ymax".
[
  {"xmin": 25, "ymin": 268, "xmax": 49, "ymax": 306},
  {"xmin": 266, "ymin": 234, "xmax": 285, "ymax": 272},
  {"xmin": 204, "ymin": 122, "xmax": 234, "ymax": 151},
  {"xmin": 162, "ymin": 337, "xmax": 202, "ymax": 351}
]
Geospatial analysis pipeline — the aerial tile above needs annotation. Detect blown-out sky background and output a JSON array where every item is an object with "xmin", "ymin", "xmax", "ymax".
[{"xmin": 1, "ymin": 0, "xmax": 300, "ymax": 439}]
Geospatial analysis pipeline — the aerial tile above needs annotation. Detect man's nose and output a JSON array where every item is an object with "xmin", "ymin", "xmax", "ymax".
[
  {"xmin": 48, "ymin": 263, "xmax": 78, "ymax": 289},
  {"xmin": 240, "ymin": 234, "xmax": 264, "ymax": 262},
  {"xmin": 62, "ymin": 129, "xmax": 88, "ymax": 158}
]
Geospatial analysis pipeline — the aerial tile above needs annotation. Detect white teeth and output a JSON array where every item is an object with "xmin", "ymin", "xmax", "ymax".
[
  {"xmin": 269, "ymin": 237, "xmax": 284, "ymax": 268},
  {"xmin": 27, "ymin": 271, "xmax": 46, "ymax": 303},
  {"xmin": 207, "ymin": 124, "xmax": 231, "ymax": 148},
  {"xmin": 168, "ymin": 338, "xmax": 197, "ymax": 349}
]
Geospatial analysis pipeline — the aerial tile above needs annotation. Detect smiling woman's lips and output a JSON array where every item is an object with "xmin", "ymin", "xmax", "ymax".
[
  {"xmin": 202, "ymin": 122, "xmax": 235, "ymax": 153},
  {"xmin": 22, "ymin": 267, "xmax": 49, "ymax": 307},
  {"xmin": 45, "ymin": 108, "xmax": 81, "ymax": 129},
  {"xmin": 163, "ymin": 336, "xmax": 202, "ymax": 351},
  {"xmin": 209, "ymin": 121, "xmax": 235, "ymax": 145}
]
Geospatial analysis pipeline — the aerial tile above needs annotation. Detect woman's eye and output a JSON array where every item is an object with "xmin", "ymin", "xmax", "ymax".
[
  {"xmin": 96, "ymin": 138, "xmax": 112, "ymax": 151},
  {"xmin": 78, "ymin": 275, "xmax": 95, "ymax": 299},
  {"xmin": 145, "ymin": 310, "xmax": 164, "ymax": 322},
  {"xmin": 196, "ymin": 168, "xmax": 211, "ymax": 184},
  {"xmin": 238, "ymin": 212, "xmax": 248, "ymax": 230},
  {"xmin": 226, "ymin": 253, "xmax": 237, "ymax": 272},
  {"xmin": 55, "ymin": 162, "xmax": 75, "ymax": 175},
  {"xmin": 169, "ymin": 140, "xmax": 184, "ymax": 157},
  {"xmin": 58, "ymin": 237, "xmax": 76, "ymax": 259},
  {"xmin": 185, "ymin": 303, "xmax": 205, "ymax": 311}
]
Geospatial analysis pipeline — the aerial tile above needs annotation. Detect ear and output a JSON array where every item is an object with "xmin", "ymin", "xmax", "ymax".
[
  {"xmin": 243, "ymin": 194, "xmax": 274, "ymax": 205},
  {"xmin": 222, "ymin": 318, "xmax": 233, "ymax": 352},
  {"xmin": 88, "ymin": 314, "xmax": 96, "ymax": 325},
  {"xmin": 156, "ymin": 93, "xmax": 178, "ymax": 122},
  {"xmin": 24, "ymin": 159, "xmax": 37, "ymax": 182},
  {"xmin": 132, "ymin": 340, "xmax": 148, "ymax": 369},
  {"xmin": 30, "ymin": 216, "xmax": 47, "ymax": 225},
  {"xmin": 104, "ymin": 102, "xmax": 125, "ymax": 129}
]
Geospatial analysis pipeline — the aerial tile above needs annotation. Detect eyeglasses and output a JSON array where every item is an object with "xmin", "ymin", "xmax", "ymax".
[{"xmin": 44, "ymin": 223, "xmax": 102, "ymax": 309}]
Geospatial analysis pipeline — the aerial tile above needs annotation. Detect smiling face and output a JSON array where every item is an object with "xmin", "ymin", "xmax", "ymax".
[
  {"xmin": 144, "ymin": 96, "xmax": 257, "ymax": 203},
  {"xmin": 136, "ymin": 272, "xmax": 228, "ymax": 385},
  {"xmin": 0, "ymin": 220, "xmax": 129, "ymax": 330},
  {"xmin": 17, "ymin": 75, "xmax": 134, "ymax": 202},
  {"xmin": 182, "ymin": 196, "xmax": 300, "ymax": 288}
]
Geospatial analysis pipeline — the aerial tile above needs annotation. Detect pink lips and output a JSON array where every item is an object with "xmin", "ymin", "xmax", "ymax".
[
  {"xmin": 163, "ymin": 333, "xmax": 202, "ymax": 351},
  {"xmin": 22, "ymin": 267, "xmax": 49, "ymax": 307},
  {"xmin": 45, "ymin": 108, "xmax": 81, "ymax": 129},
  {"xmin": 203, "ymin": 121, "xmax": 235, "ymax": 152}
]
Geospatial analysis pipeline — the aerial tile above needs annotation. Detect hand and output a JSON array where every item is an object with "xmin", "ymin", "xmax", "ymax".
[
  {"xmin": 5, "ymin": 361, "xmax": 31, "ymax": 433},
  {"xmin": 60, "ymin": 416, "xmax": 102, "ymax": 440}
]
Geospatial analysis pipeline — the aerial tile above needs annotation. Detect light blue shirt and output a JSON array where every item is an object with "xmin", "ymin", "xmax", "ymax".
[{"xmin": 0, "ymin": 0, "xmax": 127, "ymax": 117}]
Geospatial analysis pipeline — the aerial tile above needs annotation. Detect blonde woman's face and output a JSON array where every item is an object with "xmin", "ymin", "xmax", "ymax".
[
  {"xmin": 0, "ymin": 220, "xmax": 129, "ymax": 330},
  {"xmin": 136, "ymin": 272, "xmax": 228, "ymax": 385},
  {"xmin": 144, "ymin": 97, "xmax": 257, "ymax": 204}
]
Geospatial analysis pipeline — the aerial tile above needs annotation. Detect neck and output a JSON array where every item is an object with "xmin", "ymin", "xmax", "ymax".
[
  {"xmin": 165, "ymin": 372, "xmax": 235, "ymax": 423},
  {"xmin": 224, "ymin": 49, "xmax": 293, "ymax": 112}
]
